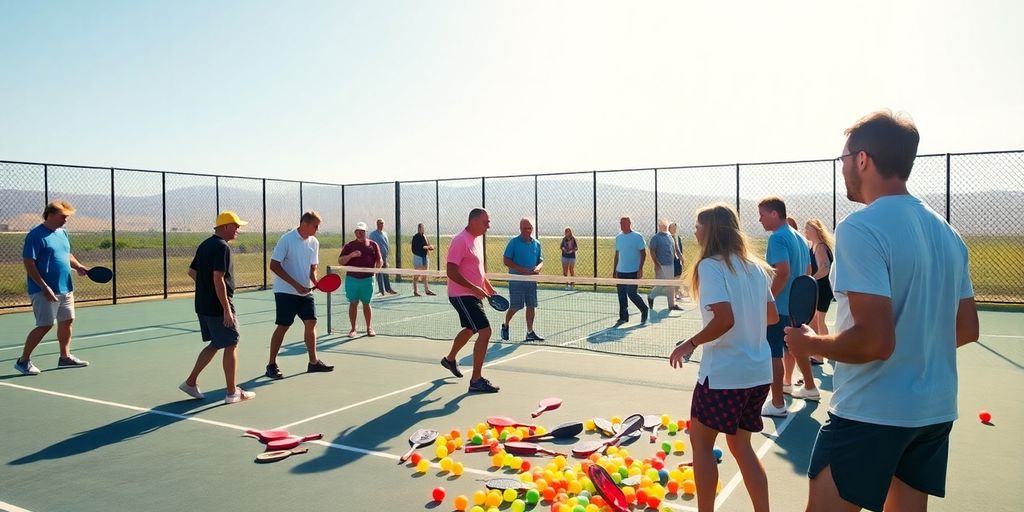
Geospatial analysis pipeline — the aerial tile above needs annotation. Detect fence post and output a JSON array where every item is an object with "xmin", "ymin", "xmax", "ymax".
[
  {"xmin": 946, "ymin": 153, "xmax": 952, "ymax": 223},
  {"xmin": 832, "ymin": 159, "xmax": 837, "ymax": 230},
  {"xmin": 162, "ymin": 172, "xmax": 168, "ymax": 299},
  {"xmin": 654, "ymin": 168, "xmax": 659, "ymax": 231},
  {"xmin": 44, "ymin": 164, "xmax": 49, "ymax": 204},
  {"xmin": 262, "ymin": 179, "xmax": 268, "ymax": 290},
  {"xmin": 215, "ymin": 176, "xmax": 220, "ymax": 214},
  {"xmin": 435, "ymin": 180, "xmax": 440, "ymax": 271},
  {"xmin": 341, "ymin": 185, "xmax": 346, "ymax": 247},
  {"xmin": 735, "ymin": 164, "xmax": 741, "ymax": 220},
  {"xmin": 394, "ymin": 181, "xmax": 402, "ymax": 276},
  {"xmin": 481, "ymin": 177, "xmax": 487, "ymax": 271},
  {"xmin": 592, "ymin": 171, "xmax": 597, "ymax": 287},
  {"xmin": 534, "ymin": 175, "xmax": 539, "ymax": 235},
  {"xmin": 110, "ymin": 168, "xmax": 117, "ymax": 304}
]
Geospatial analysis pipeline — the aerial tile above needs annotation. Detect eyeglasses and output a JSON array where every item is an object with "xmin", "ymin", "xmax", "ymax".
[{"xmin": 836, "ymin": 150, "xmax": 871, "ymax": 164}]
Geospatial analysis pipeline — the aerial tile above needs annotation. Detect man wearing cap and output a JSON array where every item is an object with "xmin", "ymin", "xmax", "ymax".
[
  {"xmin": 14, "ymin": 200, "xmax": 93, "ymax": 375},
  {"xmin": 338, "ymin": 222, "xmax": 382, "ymax": 337},
  {"xmin": 265, "ymin": 211, "xmax": 334, "ymax": 380},
  {"xmin": 178, "ymin": 211, "xmax": 255, "ymax": 404}
]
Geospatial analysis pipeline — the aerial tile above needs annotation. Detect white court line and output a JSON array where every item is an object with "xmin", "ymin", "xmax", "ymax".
[
  {"xmin": 276, "ymin": 346, "xmax": 552, "ymax": 430},
  {"xmin": 714, "ymin": 400, "xmax": 809, "ymax": 511},
  {"xmin": 0, "ymin": 500, "xmax": 34, "ymax": 512},
  {"xmin": 982, "ymin": 333, "xmax": 1023, "ymax": 339},
  {"xmin": 0, "ymin": 327, "xmax": 162, "ymax": 351},
  {"xmin": 0, "ymin": 381, "xmax": 491, "ymax": 476}
]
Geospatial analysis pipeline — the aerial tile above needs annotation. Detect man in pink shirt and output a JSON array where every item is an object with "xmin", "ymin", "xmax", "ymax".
[{"xmin": 441, "ymin": 208, "xmax": 500, "ymax": 393}]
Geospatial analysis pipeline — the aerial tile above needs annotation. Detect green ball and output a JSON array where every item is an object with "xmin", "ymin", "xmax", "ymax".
[
  {"xmin": 573, "ymin": 506, "xmax": 586, "ymax": 512},
  {"xmin": 472, "ymin": 434, "xmax": 483, "ymax": 445},
  {"xmin": 511, "ymin": 499, "xmax": 526, "ymax": 512},
  {"xmin": 524, "ymin": 489, "xmax": 540, "ymax": 505},
  {"xmin": 576, "ymin": 495, "xmax": 590, "ymax": 506},
  {"xmin": 667, "ymin": 423, "xmax": 679, "ymax": 434},
  {"xmin": 661, "ymin": 442, "xmax": 672, "ymax": 453},
  {"xmin": 611, "ymin": 472, "xmax": 622, "ymax": 484},
  {"xmin": 618, "ymin": 466, "xmax": 629, "ymax": 479}
]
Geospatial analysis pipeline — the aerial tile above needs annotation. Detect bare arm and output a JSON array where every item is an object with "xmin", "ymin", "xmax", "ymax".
[
  {"xmin": 23, "ymin": 258, "xmax": 57, "ymax": 301},
  {"xmin": 613, "ymin": 251, "xmax": 619, "ymax": 278},
  {"xmin": 504, "ymin": 256, "xmax": 533, "ymax": 275},
  {"xmin": 955, "ymin": 297, "xmax": 979, "ymax": 348},
  {"xmin": 670, "ymin": 301, "xmax": 734, "ymax": 366},
  {"xmin": 309, "ymin": 264, "xmax": 318, "ymax": 284},
  {"xmin": 770, "ymin": 262, "xmax": 790, "ymax": 296},
  {"xmin": 68, "ymin": 253, "xmax": 88, "ymax": 274},
  {"xmin": 188, "ymin": 268, "xmax": 197, "ymax": 281},
  {"xmin": 212, "ymin": 270, "xmax": 234, "ymax": 326},
  {"xmin": 767, "ymin": 300, "xmax": 779, "ymax": 325},
  {"xmin": 638, "ymin": 250, "xmax": 646, "ymax": 278},
  {"xmin": 789, "ymin": 291, "xmax": 895, "ymax": 363},
  {"xmin": 649, "ymin": 247, "xmax": 660, "ymax": 267},
  {"xmin": 810, "ymin": 245, "xmax": 830, "ymax": 280}
]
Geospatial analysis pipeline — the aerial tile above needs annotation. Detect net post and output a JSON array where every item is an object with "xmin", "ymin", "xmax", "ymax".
[{"xmin": 110, "ymin": 167, "xmax": 117, "ymax": 304}]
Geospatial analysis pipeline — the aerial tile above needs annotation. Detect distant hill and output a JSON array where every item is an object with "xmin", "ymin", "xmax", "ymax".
[{"xmin": 1, "ymin": 181, "xmax": 1021, "ymax": 236}]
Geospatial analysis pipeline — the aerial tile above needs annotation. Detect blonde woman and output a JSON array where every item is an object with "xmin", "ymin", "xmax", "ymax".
[
  {"xmin": 560, "ymin": 227, "xmax": 577, "ymax": 290},
  {"xmin": 670, "ymin": 204, "xmax": 777, "ymax": 512},
  {"xmin": 804, "ymin": 219, "xmax": 835, "ymax": 341}
]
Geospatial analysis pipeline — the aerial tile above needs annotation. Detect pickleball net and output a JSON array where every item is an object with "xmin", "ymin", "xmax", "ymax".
[{"xmin": 326, "ymin": 266, "xmax": 705, "ymax": 359}]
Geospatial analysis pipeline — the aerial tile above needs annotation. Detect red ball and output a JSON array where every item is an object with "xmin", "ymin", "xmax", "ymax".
[
  {"xmin": 431, "ymin": 487, "xmax": 446, "ymax": 502},
  {"xmin": 521, "ymin": 460, "xmax": 531, "ymax": 472},
  {"xmin": 979, "ymin": 411, "xmax": 992, "ymax": 423},
  {"xmin": 410, "ymin": 452, "xmax": 423, "ymax": 465}
]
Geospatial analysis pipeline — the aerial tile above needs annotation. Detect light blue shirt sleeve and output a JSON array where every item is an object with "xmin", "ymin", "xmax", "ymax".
[{"xmin": 833, "ymin": 222, "xmax": 891, "ymax": 298}]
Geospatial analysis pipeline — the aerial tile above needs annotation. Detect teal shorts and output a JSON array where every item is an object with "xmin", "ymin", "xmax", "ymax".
[{"xmin": 344, "ymin": 275, "xmax": 374, "ymax": 303}]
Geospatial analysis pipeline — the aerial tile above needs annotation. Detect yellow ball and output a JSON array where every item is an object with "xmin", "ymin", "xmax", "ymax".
[
  {"xmin": 435, "ymin": 435, "xmax": 449, "ymax": 446},
  {"xmin": 554, "ymin": 455, "xmax": 567, "ymax": 469},
  {"xmin": 485, "ymin": 490, "xmax": 502, "ymax": 508},
  {"xmin": 503, "ymin": 488, "xmax": 518, "ymax": 503},
  {"xmin": 568, "ymin": 480, "xmax": 582, "ymax": 495},
  {"xmin": 440, "ymin": 457, "xmax": 453, "ymax": 471},
  {"xmin": 476, "ymin": 422, "xmax": 487, "ymax": 433},
  {"xmin": 682, "ymin": 468, "xmax": 695, "ymax": 481},
  {"xmin": 472, "ymin": 490, "xmax": 487, "ymax": 505},
  {"xmin": 416, "ymin": 459, "xmax": 430, "ymax": 473},
  {"xmin": 673, "ymin": 440, "xmax": 686, "ymax": 453},
  {"xmin": 491, "ymin": 453, "xmax": 504, "ymax": 468},
  {"xmin": 606, "ymin": 445, "xmax": 619, "ymax": 456},
  {"xmin": 610, "ymin": 415, "xmax": 622, "ymax": 425},
  {"xmin": 510, "ymin": 457, "xmax": 523, "ymax": 470},
  {"xmin": 534, "ymin": 425, "xmax": 547, "ymax": 436},
  {"xmin": 586, "ymin": 505, "xmax": 600, "ymax": 512},
  {"xmin": 435, "ymin": 445, "xmax": 449, "ymax": 459},
  {"xmin": 470, "ymin": 507, "xmax": 485, "ymax": 512},
  {"xmin": 584, "ymin": 419, "xmax": 596, "ymax": 431},
  {"xmin": 535, "ymin": 478, "xmax": 548, "ymax": 492},
  {"xmin": 503, "ymin": 453, "xmax": 515, "ymax": 467},
  {"xmin": 660, "ymin": 414, "xmax": 671, "ymax": 426},
  {"xmin": 452, "ymin": 462, "xmax": 465, "ymax": 476}
]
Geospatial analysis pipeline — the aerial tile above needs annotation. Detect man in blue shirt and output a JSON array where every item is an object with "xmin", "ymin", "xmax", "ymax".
[
  {"xmin": 758, "ymin": 196, "xmax": 816, "ymax": 417},
  {"xmin": 613, "ymin": 216, "xmax": 649, "ymax": 326},
  {"xmin": 15, "ymin": 200, "xmax": 93, "ymax": 375},
  {"xmin": 786, "ymin": 111, "xmax": 978, "ymax": 512},
  {"xmin": 501, "ymin": 217, "xmax": 544, "ymax": 342},
  {"xmin": 367, "ymin": 218, "xmax": 397, "ymax": 296}
]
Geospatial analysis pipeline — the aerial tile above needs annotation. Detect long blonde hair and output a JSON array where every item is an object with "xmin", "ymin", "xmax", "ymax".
[
  {"xmin": 805, "ymin": 218, "xmax": 834, "ymax": 255},
  {"xmin": 687, "ymin": 204, "xmax": 771, "ymax": 301}
]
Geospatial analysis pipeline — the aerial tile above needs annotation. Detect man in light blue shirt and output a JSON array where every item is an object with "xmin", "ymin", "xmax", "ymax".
[
  {"xmin": 500, "ymin": 217, "xmax": 544, "ymax": 342},
  {"xmin": 758, "ymin": 196, "xmax": 817, "ymax": 417},
  {"xmin": 613, "ymin": 216, "xmax": 648, "ymax": 325},
  {"xmin": 647, "ymin": 219, "xmax": 682, "ymax": 311},
  {"xmin": 786, "ymin": 111, "xmax": 979, "ymax": 512},
  {"xmin": 367, "ymin": 218, "xmax": 397, "ymax": 296}
]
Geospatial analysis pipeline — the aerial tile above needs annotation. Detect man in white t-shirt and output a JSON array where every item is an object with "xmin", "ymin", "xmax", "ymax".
[
  {"xmin": 786, "ymin": 111, "xmax": 979, "ymax": 512},
  {"xmin": 265, "ymin": 211, "xmax": 334, "ymax": 379}
]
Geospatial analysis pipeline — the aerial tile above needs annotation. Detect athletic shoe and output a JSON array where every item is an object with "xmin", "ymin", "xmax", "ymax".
[
  {"xmin": 425, "ymin": 290, "xmax": 436, "ymax": 296},
  {"xmin": 792, "ymin": 387, "xmax": 821, "ymax": 401},
  {"xmin": 525, "ymin": 331, "xmax": 545, "ymax": 342},
  {"xmin": 348, "ymin": 329, "xmax": 357, "ymax": 337},
  {"xmin": 440, "ymin": 357, "xmax": 463, "ymax": 378},
  {"xmin": 640, "ymin": 310, "xmax": 649, "ymax": 324},
  {"xmin": 468, "ymin": 378, "xmax": 500, "ymax": 393},
  {"xmin": 58, "ymin": 355, "xmax": 89, "ymax": 368},
  {"xmin": 810, "ymin": 357, "xmax": 825, "ymax": 365},
  {"xmin": 307, "ymin": 360, "xmax": 335, "ymax": 372},
  {"xmin": 265, "ymin": 364, "xmax": 284, "ymax": 380},
  {"xmin": 500, "ymin": 324, "xmax": 509, "ymax": 341},
  {"xmin": 14, "ymin": 358, "xmax": 41, "ymax": 376},
  {"xmin": 670, "ymin": 305, "xmax": 685, "ymax": 311},
  {"xmin": 614, "ymin": 318, "xmax": 628, "ymax": 327},
  {"xmin": 178, "ymin": 381, "xmax": 205, "ymax": 399},
  {"xmin": 647, "ymin": 297, "xmax": 654, "ymax": 309},
  {"xmin": 761, "ymin": 401, "xmax": 788, "ymax": 417},
  {"xmin": 224, "ymin": 387, "xmax": 255, "ymax": 404},
  {"xmin": 782, "ymin": 383, "xmax": 793, "ymax": 395}
]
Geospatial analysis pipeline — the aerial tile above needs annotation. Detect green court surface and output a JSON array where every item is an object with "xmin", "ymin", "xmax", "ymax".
[{"xmin": 1, "ymin": 291, "xmax": 1021, "ymax": 512}]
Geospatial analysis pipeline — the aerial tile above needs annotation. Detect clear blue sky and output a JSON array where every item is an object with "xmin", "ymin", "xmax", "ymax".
[{"xmin": 1, "ymin": 0, "xmax": 1021, "ymax": 185}]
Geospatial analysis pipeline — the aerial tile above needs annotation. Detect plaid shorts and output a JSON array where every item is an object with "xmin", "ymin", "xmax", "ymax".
[{"xmin": 690, "ymin": 378, "xmax": 771, "ymax": 435}]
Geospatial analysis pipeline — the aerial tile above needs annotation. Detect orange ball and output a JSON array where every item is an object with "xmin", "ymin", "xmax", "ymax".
[
  {"xmin": 646, "ymin": 496, "xmax": 661, "ymax": 509},
  {"xmin": 682, "ymin": 480, "xmax": 697, "ymax": 495},
  {"xmin": 542, "ymin": 487, "xmax": 556, "ymax": 501},
  {"xmin": 667, "ymin": 480, "xmax": 680, "ymax": 494},
  {"xmin": 450, "ymin": 428, "xmax": 462, "ymax": 440},
  {"xmin": 453, "ymin": 494, "xmax": 469, "ymax": 511}
]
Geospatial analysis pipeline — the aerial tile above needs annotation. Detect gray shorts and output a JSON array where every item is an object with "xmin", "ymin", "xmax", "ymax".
[
  {"xmin": 509, "ymin": 280, "xmax": 538, "ymax": 309},
  {"xmin": 30, "ymin": 291, "xmax": 75, "ymax": 327},
  {"xmin": 198, "ymin": 314, "xmax": 240, "ymax": 349}
]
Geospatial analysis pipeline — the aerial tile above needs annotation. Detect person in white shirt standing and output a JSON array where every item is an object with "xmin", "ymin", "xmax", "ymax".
[
  {"xmin": 670, "ymin": 204, "xmax": 777, "ymax": 512},
  {"xmin": 786, "ymin": 111, "xmax": 979, "ymax": 512},
  {"xmin": 265, "ymin": 211, "xmax": 334, "ymax": 379}
]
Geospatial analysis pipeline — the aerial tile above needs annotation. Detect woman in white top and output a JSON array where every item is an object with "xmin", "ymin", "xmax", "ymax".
[{"xmin": 670, "ymin": 204, "xmax": 778, "ymax": 512}]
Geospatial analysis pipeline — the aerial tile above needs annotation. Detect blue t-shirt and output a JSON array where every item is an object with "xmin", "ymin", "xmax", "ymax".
[
  {"xmin": 765, "ymin": 225, "xmax": 810, "ymax": 316},
  {"xmin": 367, "ymin": 230, "xmax": 390, "ymax": 260},
  {"xmin": 649, "ymin": 232, "xmax": 674, "ymax": 266},
  {"xmin": 830, "ymin": 195, "xmax": 974, "ymax": 427},
  {"xmin": 615, "ymin": 231, "xmax": 646, "ymax": 273},
  {"xmin": 503, "ymin": 236, "xmax": 543, "ymax": 275},
  {"xmin": 23, "ymin": 224, "xmax": 74, "ymax": 294}
]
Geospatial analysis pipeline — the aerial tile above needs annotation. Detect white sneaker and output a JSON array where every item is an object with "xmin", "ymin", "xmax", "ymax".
[
  {"xmin": 792, "ymin": 387, "xmax": 821, "ymax": 401},
  {"xmin": 224, "ymin": 387, "xmax": 255, "ymax": 404},
  {"xmin": 14, "ymin": 358, "xmax": 41, "ymax": 376},
  {"xmin": 782, "ymin": 383, "xmax": 793, "ymax": 395},
  {"xmin": 178, "ymin": 381, "xmax": 205, "ymax": 399},
  {"xmin": 761, "ymin": 401, "xmax": 788, "ymax": 417}
]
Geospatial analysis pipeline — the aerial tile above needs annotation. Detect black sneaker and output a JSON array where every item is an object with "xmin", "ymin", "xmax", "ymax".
[
  {"xmin": 647, "ymin": 297, "xmax": 654, "ymax": 309},
  {"xmin": 307, "ymin": 360, "xmax": 334, "ymax": 373},
  {"xmin": 640, "ymin": 309, "xmax": 649, "ymax": 324},
  {"xmin": 500, "ymin": 324, "xmax": 509, "ymax": 341},
  {"xmin": 614, "ymin": 318, "xmax": 628, "ymax": 327},
  {"xmin": 440, "ymin": 357, "xmax": 463, "ymax": 378},
  {"xmin": 265, "ymin": 363, "xmax": 284, "ymax": 380},
  {"xmin": 525, "ymin": 331, "xmax": 545, "ymax": 342},
  {"xmin": 468, "ymin": 378, "xmax": 500, "ymax": 393}
]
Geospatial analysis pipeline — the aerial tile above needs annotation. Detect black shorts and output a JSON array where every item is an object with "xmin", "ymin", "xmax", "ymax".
[
  {"xmin": 449, "ymin": 296, "xmax": 490, "ymax": 333},
  {"xmin": 766, "ymin": 315, "xmax": 788, "ymax": 358},
  {"xmin": 808, "ymin": 413, "xmax": 953, "ymax": 512},
  {"xmin": 198, "ymin": 314, "xmax": 240, "ymax": 349},
  {"xmin": 275, "ymin": 293, "xmax": 316, "ymax": 326},
  {"xmin": 816, "ymin": 278, "xmax": 835, "ymax": 312}
]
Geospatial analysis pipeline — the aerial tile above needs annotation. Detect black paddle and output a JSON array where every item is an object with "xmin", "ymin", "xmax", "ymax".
[
  {"xmin": 788, "ymin": 275, "xmax": 818, "ymax": 328},
  {"xmin": 521, "ymin": 421, "xmax": 583, "ymax": 442}
]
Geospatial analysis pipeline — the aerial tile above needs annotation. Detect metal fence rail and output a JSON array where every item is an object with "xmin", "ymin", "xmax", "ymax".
[{"xmin": 2, "ymin": 150, "xmax": 1021, "ymax": 309}]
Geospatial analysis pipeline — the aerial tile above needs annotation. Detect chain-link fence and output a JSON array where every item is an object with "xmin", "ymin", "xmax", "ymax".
[{"xmin": 2, "ymin": 151, "xmax": 1022, "ymax": 308}]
